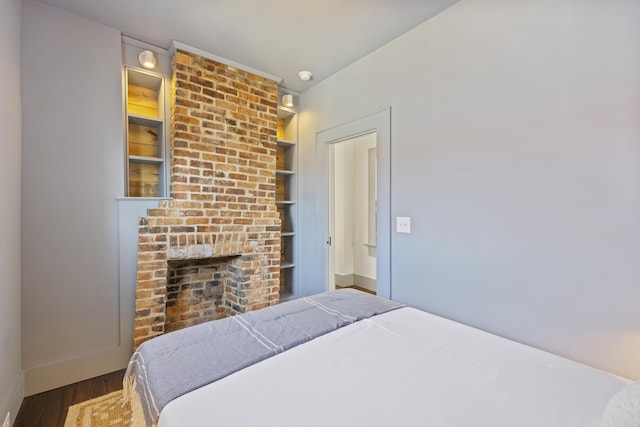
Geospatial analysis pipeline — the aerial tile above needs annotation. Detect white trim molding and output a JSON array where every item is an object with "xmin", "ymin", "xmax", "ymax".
[
  {"xmin": 0, "ymin": 370, "xmax": 24, "ymax": 425},
  {"xmin": 316, "ymin": 108, "xmax": 392, "ymax": 300},
  {"xmin": 121, "ymin": 36, "xmax": 170, "ymax": 57}
]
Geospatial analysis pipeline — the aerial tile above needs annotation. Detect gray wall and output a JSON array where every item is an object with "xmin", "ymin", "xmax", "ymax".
[
  {"xmin": 21, "ymin": 0, "xmax": 126, "ymax": 394},
  {"xmin": 0, "ymin": 0, "xmax": 24, "ymax": 421},
  {"xmin": 298, "ymin": 0, "xmax": 640, "ymax": 379}
]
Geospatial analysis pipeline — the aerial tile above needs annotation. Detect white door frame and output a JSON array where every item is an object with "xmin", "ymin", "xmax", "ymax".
[
  {"xmin": 316, "ymin": 108, "xmax": 391, "ymax": 299},
  {"xmin": 326, "ymin": 132, "xmax": 376, "ymax": 292},
  {"xmin": 327, "ymin": 142, "xmax": 336, "ymax": 291}
]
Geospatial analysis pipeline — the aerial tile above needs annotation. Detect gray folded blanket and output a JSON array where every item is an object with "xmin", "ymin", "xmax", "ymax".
[{"xmin": 123, "ymin": 289, "xmax": 404, "ymax": 426}]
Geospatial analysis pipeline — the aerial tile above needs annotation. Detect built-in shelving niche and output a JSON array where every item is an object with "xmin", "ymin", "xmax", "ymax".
[
  {"xmin": 276, "ymin": 95, "xmax": 298, "ymax": 301},
  {"xmin": 125, "ymin": 67, "xmax": 167, "ymax": 197}
]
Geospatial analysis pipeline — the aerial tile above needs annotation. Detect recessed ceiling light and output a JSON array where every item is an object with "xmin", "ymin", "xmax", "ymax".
[{"xmin": 298, "ymin": 71, "xmax": 313, "ymax": 81}]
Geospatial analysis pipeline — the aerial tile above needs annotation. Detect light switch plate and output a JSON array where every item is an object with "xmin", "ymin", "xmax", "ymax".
[{"xmin": 396, "ymin": 217, "xmax": 411, "ymax": 233}]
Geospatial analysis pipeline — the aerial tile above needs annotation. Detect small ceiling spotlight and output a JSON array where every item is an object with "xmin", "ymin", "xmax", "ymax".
[
  {"xmin": 138, "ymin": 50, "xmax": 157, "ymax": 69},
  {"xmin": 281, "ymin": 94, "xmax": 294, "ymax": 108},
  {"xmin": 298, "ymin": 70, "xmax": 313, "ymax": 81}
]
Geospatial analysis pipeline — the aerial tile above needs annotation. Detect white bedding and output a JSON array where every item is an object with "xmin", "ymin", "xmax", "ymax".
[{"xmin": 158, "ymin": 307, "xmax": 628, "ymax": 427}]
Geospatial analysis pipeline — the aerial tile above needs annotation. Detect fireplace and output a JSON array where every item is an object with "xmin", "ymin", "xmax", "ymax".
[
  {"xmin": 165, "ymin": 256, "xmax": 232, "ymax": 333},
  {"xmin": 133, "ymin": 49, "xmax": 281, "ymax": 349}
]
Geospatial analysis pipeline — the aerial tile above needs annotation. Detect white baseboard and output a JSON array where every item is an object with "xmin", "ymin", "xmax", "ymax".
[
  {"xmin": 353, "ymin": 274, "xmax": 376, "ymax": 292},
  {"xmin": 0, "ymin": 370, "xmax": 24, "ymax": 426},
  {"xmin": 335, "ymin": 274, "xmax": 377, "ymax": 292},
  {"xmin": 335, "ymin": 273, "xmax": 354, "ymax": 286},
  {"xmin": 24, "ymin": 345, "xmax": 130, "ymax": 396}
]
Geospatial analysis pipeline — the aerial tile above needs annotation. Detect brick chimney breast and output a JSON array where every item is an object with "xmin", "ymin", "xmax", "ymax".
[{"xmin": 133, "ymin": 50, "xmax": 281, "ymax": 349}]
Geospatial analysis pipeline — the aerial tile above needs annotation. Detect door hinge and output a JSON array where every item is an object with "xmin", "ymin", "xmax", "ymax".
[{"xmin": 327, "ymin": 236, "xmax": 332, "ymax": 246}]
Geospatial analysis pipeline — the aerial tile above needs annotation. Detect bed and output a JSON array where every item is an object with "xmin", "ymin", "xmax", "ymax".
[{"xmin": 124, "ymin": 289, "xmax": 637, "ymax": 427}]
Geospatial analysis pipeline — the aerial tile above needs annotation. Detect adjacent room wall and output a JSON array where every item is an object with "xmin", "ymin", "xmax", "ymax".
[
  {"xmin": 333, "ymin": 133, "xmax": 377, "ymax": 291},
  {"xmin": 352, "ymin": 133, "xmax": 376, "ymax": 287},
  {"xmin": 298, "ymin": 0, "xmax": 640, "ymax": 379},
  {"xmin": 334, "ymin": 141, "xmax": 355, "ymax": 280},
  {"xmin": 21, "ymin": 0, "xmax": 126, "ymax": 394},
  {"xmin": 0, "ymin": 0, "xmax": 24, "ymax": 421}
]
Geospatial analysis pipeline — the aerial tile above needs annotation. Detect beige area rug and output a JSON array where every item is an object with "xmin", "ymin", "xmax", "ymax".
[{"xmin": 64, "ymin": 390, "xmax": 131, "ymax": 427}]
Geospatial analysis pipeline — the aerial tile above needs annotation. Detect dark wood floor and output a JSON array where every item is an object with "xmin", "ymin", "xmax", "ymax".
[
  {"xmin": 336, "ymin": 284, "xmax": 376, "ymax": 295},
  {"xmin": 14, "ymin": 369, "xmax": 125, "ymax": 427}
]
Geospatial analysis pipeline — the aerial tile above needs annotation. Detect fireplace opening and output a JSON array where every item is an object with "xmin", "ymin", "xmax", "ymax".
[{"xmin": 165, "ymin": 256, "xmax": 238, "ymax": 333}]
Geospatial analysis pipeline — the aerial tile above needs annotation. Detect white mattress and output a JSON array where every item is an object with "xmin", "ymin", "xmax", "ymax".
[{"xmin": 158, "ymin": 307, "xmax": 627, "ymax": 427}]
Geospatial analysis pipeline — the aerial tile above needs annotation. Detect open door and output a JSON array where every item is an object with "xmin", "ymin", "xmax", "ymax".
[
  {"xmin": 316, "ymin": 108, "xmax": 391, "ymax": 299},
  {"xmin": 327, "ymin": 133, "xmax": 377, "ymax": 294}
]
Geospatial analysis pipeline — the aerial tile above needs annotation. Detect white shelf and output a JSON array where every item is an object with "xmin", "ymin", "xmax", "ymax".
[
  {"xmin": 279, "ymin": 290, "xmax": 294, "ymax": 302},
  {"xmin": 128, "ymin": 155, "xmax": 164, "ymax": 164},
  {"xmin": 277, "ymin": 106, "xmax": 296, "ymax": 119},
  {"xmin": 128, "ymin": 68, "xmax": 163, "ymax": 91},
  {"xmin": 277, "ymin": 139, "xmax": 295, "ymax": 147},
  {"xmin": 128, "ymin": 114, "xmax": 163, "ymax": 127}
]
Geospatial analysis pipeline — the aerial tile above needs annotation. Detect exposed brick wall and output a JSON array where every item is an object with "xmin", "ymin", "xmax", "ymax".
[{"xmin": 133, "ymin": 50, "xmax": 281, "ymax": 349}]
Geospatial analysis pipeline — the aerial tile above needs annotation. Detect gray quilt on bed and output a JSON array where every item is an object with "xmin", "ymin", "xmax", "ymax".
[{"xmin": 123, "ymin": 289, "xmax": 404, "ymax": 427}]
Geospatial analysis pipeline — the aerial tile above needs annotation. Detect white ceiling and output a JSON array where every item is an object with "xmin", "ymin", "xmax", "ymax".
[{"xmin": 36, "ymin": 0, "xmax": 459, "ymax": 92}]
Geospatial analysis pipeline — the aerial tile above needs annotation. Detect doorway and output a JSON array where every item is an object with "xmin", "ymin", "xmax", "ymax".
[
  {"xmin": 328, "ymin": 133, "xmax": 377, "ymax": 294},
  {"xmin": 315, "ymin": 108, "xmax": 391, "ymax": 299}
]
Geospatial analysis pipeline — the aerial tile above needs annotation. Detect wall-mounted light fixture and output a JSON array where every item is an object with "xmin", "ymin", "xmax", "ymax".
[
  {"xmin": 281, "ymin": 94, "xmax": 294, "ymax": 108},
  {"xmin": 138, "ymin": 50, "xmax": 157, "ymax": 69},
  {"xmin": 298, "ymin": 70, "xmax": 313, "ymax": 81}
]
